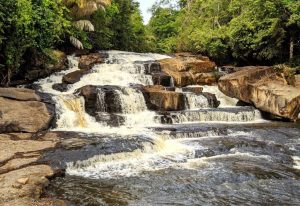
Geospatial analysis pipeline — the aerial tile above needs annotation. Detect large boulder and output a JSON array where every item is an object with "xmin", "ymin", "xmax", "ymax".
[
  {"xmin": 218, "ymin": 67, "xmax": 300, "ymax": 121},
  {"xmin": 159, "ymin": 53, "xmax": 217, "ymax": 87},
  {"xmin": 62, "ymin": 70, "xmax": 89, "ymax": 84},
  {"xmin": 141, "ymin": 85, "xmax": 185, "ymax": 111},
  {"xmin": 0, "ymin": 88, "xmax": 53, "ymax": 133},
  {"xmin": 78, "ymin": 53, "xmax": 107, "ymax": 70},
  {"xmin": 61, "ymin": 53, "xmax": 107, "ymax": 85},
  {"xmin": 0, "ymin": 88, "xmax": 41, "ymax": 101}
]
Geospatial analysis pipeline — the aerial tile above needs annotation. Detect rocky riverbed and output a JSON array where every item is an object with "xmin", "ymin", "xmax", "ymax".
[{"xmin": 0, "ymin": 51, "xmax": 299, "ymax": 205}]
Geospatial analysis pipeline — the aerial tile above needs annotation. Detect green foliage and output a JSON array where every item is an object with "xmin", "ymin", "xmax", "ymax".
[
  {"xmin": 0, "ymin": 0, "xmax": 71, "ymax": 85},
  {"xmin": 91, "ymin": 0, "xmax": 150, "ymax": 52},
  {"xmin": 148, "ymin": 7, "xmax": 179, "ymax": 53},
  {"xmin": 149, "ymin": 0, "xmax": 300, "ymax": 64}
]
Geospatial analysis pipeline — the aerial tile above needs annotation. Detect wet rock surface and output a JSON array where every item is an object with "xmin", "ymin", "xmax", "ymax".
[
  {"xmin": 2, "ymin": 51, "xmax": 300, "ymax": 206},
  {"xmin": 218, "ymin": 67, "xmax": 300, "ymax": 121}
]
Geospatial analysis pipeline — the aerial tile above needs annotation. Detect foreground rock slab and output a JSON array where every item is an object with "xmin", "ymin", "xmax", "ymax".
[
  {"xmin": 0, "ymin": 132, "xmax": 61, "ymax": 206},
  {"xmin": 218, "ymin": 67, "xmax": 300, "ymax": 121},
  {"xmin": 0, "ymin": 88, "xmax": 54, "ymax": 133}
]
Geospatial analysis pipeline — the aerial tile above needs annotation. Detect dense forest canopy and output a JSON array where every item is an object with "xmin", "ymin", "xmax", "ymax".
[
  {"xmin": 148, "ymin": 0, "xmax": 300, "ymax": 65},
  {"xmin": 0, "ymin": 0, "xmax": 299, "ymax": 85}
]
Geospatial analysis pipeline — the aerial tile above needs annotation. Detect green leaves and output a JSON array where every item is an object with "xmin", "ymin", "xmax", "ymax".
[
  {"xmin": 90, "ymin": 0, "xmax": 150, "ymax": 52},
  {"xmin": 156, "ymin": 0, "xmax": 300, "ymax": 64},
  {"xmin": 0, "ymin": 0, "xmax": 71, "ymax": 84}
]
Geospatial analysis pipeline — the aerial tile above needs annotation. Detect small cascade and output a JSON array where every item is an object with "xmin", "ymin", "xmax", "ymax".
[
  {"xmin": 184, "ymin": 92, "xmax": 210, "ymax": 109},
  {"xmin": 156, "ymin": 107, "xmax": 262, "ymax": 124},
  {"xmin": 66, "ymin": 134, "xmax": 195, "ymax": 179},
  {"xmin": 55, "ymin": 96, "xmax": 88, "ymax": 128},
  {"xmin": 202, "ymin": 85, "xmax": 238, "ymax": 107}
]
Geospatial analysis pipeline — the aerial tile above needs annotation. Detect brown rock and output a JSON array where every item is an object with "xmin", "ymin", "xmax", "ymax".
[
  {"xmin": 181, "ymin": 87, "xmax": 203, "ymax": 94},
  {"xmin": 0, "ymin": 165, "xmax": 54, "ymax": 204},
  {"xmin": 0, "ymin": 134, "xmax": 58, "ymax": 163},
  {"xmin": 152, "ymin": 72, "xmax": 173, "ymax": 87},
  {"xmin": 159, "ymin": 53, "xmax": 217, "ymax": 87},
  {"xmin": 17, "ymin": 177, "xmax": 29, "ymax": 185},
  {"xmin": 141, "ymin": 86, "xmax": 185, "ymax": 111},
  {"xmin": 193, "ymin": 72, "xmax": 218, "ymax": 85},
  {"xmin": 162, "ymin": 68, "xmax": 193, "ymax": 87},
  {"xmin": 0, "ymin": 97, "xmax": 53, "ymax": 133},
  {"xmin": 62, "ymin": 70, "xmax": 88, "ymax": 84},
  {"xmin": 79, "ymin": 53, "xmax": 106, "ymax": 70},
  {"xmin": 218, "ymin": 67, "xmax": 300, "ymax": 121},
  {"xmin": 0, "ymin": 88, "xmax": 41, "ymax": 101}
]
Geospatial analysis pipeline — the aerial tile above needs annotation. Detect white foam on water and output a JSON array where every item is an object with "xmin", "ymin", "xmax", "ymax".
[
  {"xmin": 292, "ymin": 156, "xmax": 300, "ymax": 170},
  {"xmin": 184, "ymin": 93, "xmax": 210, "ymax": 109},
  {"xmin": 66, "ymin": 135, "xmax": 196, "ymax": 179},
  {"xmin": 186, "ymin": 152, "xmax": 273, "ymax": 169},
  {"xmin": 34, "ymin": 51, "xmax": 171, "ymax": 135},
  {"xmin": 201, "ymin": 85, "xmax": 239, "ymax": 107}
]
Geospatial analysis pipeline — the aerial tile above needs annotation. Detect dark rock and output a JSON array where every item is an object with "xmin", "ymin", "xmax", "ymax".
[
  {"xmin": 152, "ymin": 72, "xmax": 173, "ymax": 87},
  {"xmin": 202, "ymin": 92, "xmax": 220, "ymax": 108},
  {"xmin": 52, "ymin": 83, "xmax": 69, "ymax": 92},
  {"xmin": 11, "ymin": 50, "xmax": 68, "ymax": 85}
]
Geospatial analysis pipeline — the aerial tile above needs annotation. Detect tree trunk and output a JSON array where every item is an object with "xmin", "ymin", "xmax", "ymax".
[{"xmin": 290, "ymin": 36, "xmax": 294, "ymax": 60}]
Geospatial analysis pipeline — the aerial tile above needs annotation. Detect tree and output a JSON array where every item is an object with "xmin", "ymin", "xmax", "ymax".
[
  {"xmin": 63, "ymin": 0, "xmax": 111, "ymax": 49},
  {"xmin": 148, "ymin": 7, "xmax": 179, "ymax": 53},
  {"xmin": 90, "ymin": 0, "xmax": 150, "ymax": 52},
  {"xmin": 0, "ymin": 0, "xmax": 71, "ymax": 85}
]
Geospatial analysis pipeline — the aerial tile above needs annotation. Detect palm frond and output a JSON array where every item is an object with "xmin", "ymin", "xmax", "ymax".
[
  {"xmin": 70, "ymin": 36, "xmax": 84, "ymax": 49},
  {"xmin": 74, "ymin": 20, "xmax": 95, "ymax": 31}
]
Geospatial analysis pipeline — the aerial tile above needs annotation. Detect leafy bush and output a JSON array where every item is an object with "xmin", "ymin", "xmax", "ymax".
[{"xmin": 0, "ymin": 0, "xmax": 71, "ymax": 85}]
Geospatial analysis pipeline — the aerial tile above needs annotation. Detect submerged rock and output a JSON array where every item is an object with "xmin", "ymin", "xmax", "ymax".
[{"xmin": 218, "ymin": 67, "xmax": 300, "ymax": 121}]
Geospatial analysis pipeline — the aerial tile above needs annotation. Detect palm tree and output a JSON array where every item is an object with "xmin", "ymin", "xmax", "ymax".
[{"xmin": 63, "ymin": 0, "xmax": 111, "ymax": 49}]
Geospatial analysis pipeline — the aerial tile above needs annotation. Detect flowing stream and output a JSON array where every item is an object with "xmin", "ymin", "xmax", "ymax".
[{"xmin": 35, "ymin": 51, "xmax": 300, "ymax": 205}]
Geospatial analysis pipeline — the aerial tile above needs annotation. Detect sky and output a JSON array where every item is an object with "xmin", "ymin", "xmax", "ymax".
[{"xmin": 136, "ymin": 0, "xmax": 157, "ymax": 24}]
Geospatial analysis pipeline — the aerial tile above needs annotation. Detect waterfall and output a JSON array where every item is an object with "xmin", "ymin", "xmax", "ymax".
[
  {"xmin": 202, "ymin": 85, "xmax": 239, "ymax": 107},
  {"xmin": 33, "ymin": 51, "xmax": 270, "ymax": 182},
  {"xmin": 184, "ymin": 92, "xmax": 210, "ymax": 109},
  {"xmin": 156, "ymin": 107, "xmax": 262, "ymax": 124}
]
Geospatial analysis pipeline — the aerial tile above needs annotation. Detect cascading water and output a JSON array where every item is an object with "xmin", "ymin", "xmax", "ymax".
[{"xmin": 35, "ymin": 51, "xmax": 300, "ymax": 206}]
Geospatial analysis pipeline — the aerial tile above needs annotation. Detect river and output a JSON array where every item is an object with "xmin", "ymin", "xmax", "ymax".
[{"xmin": 34, "ymin": 51, "xmax": 300, "ymax": 205}]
